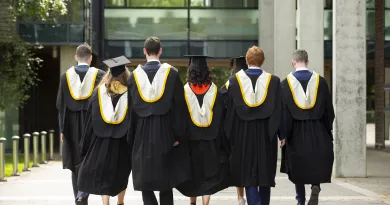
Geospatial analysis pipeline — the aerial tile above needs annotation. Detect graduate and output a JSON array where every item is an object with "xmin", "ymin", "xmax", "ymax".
[
  {"xmin": 220, "ymin": 56, "xmax": 248, "ymax": 205},
  {"xmin": 176, "ymin": 55, "xmax": 230, "ymax": 205},
  {"xmin": 78, "ymin": 56, "xmax": 132, "ymax": 205},
  {"xmin": 223, "ymin": 46, "xmax": 283, "ymax": 205},
  {"xmin": 56, "ymin": 43, "xmax": 105, "ymax": 205},
  {"xmin": 280, "ymin": 49, "xmax": 335, "ymax": 205},
  {"xmin": 127, "ymin": 37, "xmax": 190, "ymax": 205}
]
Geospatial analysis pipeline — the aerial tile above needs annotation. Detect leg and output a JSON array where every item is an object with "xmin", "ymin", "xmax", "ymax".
[
  {"xmin": 295, "ymin": 184, "xmax": 306, "ymax": 205},
  {"xmin": 258, "ymin": 187, "xmax": 271, "ymax": 205},
  {"xmin": 71, "ymin": 171, "xmax": 78, "ymax": 199},
  {"xmin": 117, "ymin": 189, "xmax": 126, "ymax": 205},
  {"xmin": 74, "ymin": 166, "xmax": 89, "ymax": 204},
  {"xmin": 159, "ymin": 190, "xmax": 174, "ymax": 205},
  {"xmin": 142, "ymin": 191, "xmax": 158, "ymax": 205},
  {"xmin": 237, "ymin": 187, "xmax": 246, "ymax": 205},
  {"xmin": 202, "ymin": 195, "xmax": 211, "ymax": 205},
  {"xmin": 308, "ymin": 184, "xmax": 321, "ymax": 205},
  {"xmin": 190, "ymin": 196, "xmax": 197, "ymax": 205},
  {"xmin": 101, "ymin": 195, "xmax": 110, "ymax": 205},
  {"xmin": 245, "ymin": 186, "xmax": 260, "ymax": 205}
]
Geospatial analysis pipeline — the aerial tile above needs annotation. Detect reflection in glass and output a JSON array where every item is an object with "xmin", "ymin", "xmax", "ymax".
[
  {"xmin": 190, "ymin": 9, "xmax": 258, "ymax": 40},
  {"xmin": 106, "ymin": 0, "xmax": 125, "ymax": 7},
  {"xmin": 105, "ymin": 40, "xmax": 188, "ymax": 58},
  {"xmin": 127, "ymin": 0, "xmax": 186, "ymax": 7},
  {"xmin": 105, "ymin": 9, "xmax": 188, "ymax": 40},
  {"xmin": 324, "ymin": 10, "xmax": 332, "ymax": 40},
  {"xmin": 191, "ymin": 0, "xmax": 257, "ymax": 8},
  {"xmin": 0, "ymin": 108, "xmax": 19, "ymax": 151},
  {"xmin": 190, "ymin": 40, "xmax": 258, "ymax": 57},
  {"xmin": 69, "ymin": 0, "xmax": 84, "ymax": 21}
]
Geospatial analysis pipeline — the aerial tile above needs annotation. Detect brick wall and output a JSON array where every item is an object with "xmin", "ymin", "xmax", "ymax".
[{"xmin": 0, "ymin": 0, "xmax": 16, "ymax": 40}]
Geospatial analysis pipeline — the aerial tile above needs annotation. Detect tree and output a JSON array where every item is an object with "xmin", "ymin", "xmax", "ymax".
[{"xmin": 0, "ymin": 0, "xmax": 67, "ymax": 109}]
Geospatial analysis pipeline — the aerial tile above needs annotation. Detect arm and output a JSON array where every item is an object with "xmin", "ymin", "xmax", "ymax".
[
  {"xmin": 80, "ymin": 96, "xmax": 95, "ymax": 158},
  {"xmin": 323, "ymin": 80, "xmax": 335, "ymax": 140},
  {"xmin": 171, "ymin": 74, "xmax": 187, "ymax": 143},
  {"xmin": 127, "ymin": 75, "xmax": 139, "ymax": 148},
  {"xmin": 56, "ymin": 75, "xmax": 65, "ymax": 135},
  {"xmin": 268, "ymin": 79, "xmax": 283, "ymax": 141}
]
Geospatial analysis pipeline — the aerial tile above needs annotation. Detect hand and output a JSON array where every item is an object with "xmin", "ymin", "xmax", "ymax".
[
  {"xmin": 60, "ymin": 133, "xmax": 64, "ymax": 141},
  {"xmin": 280, "ymin": 139, "xmax": 286, "ymax": 148},
  {"xmin": 173, "ymin": 141, "xmax": 180, "ymax": 146}
]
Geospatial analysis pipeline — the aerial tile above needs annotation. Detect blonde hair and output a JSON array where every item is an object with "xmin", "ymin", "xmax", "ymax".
[{"xmin": 98, "ymin": 69, "xmax": 130, "ymax": 96}]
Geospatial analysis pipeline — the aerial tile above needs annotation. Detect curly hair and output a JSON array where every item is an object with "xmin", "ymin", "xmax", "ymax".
[{"xmin": 186, "ymin": 60, "xmax": 212, "ymax": 86}]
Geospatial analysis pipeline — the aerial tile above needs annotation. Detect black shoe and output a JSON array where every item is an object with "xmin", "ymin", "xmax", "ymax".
[
  {"xmin": 308, "ymin": 186, "xmax": 320, "ymax": 205},
  {"xmin": 75, "ymin": 197, "xmax": 88, "ymax": 205}
]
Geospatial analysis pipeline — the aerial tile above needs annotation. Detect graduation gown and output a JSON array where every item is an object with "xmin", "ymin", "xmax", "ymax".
[
  {"xmin": 280, "ymin": 71, "xmax": 335, "ymax": 185},
  {"xmin": 78, "ymin": 84, "xmax": 132, "ymax": 196},
  {"xmin": 223, "ymin": 69, "xmax": 282, "ymax": 187},
  {"xmin": 175, "ymin": 83, "xmax": 230, "ymax": 197},
  {"xmin": 127, "ymin": 63, "xmax": 191, "ymax": 191},
  {"xmin": 56, "ymin": 66, "xmax": 105, "ymax": 171}
]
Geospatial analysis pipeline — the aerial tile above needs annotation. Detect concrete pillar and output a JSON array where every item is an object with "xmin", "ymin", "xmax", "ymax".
[
  {"xmin": 60, "ymin": 46, "xmax": 77, "ymax": 74},
  {"xmin": 333, "ymin": 0, "xmax": 367, "ymax": 177},
  {"xmin": 297, "ymin": 0, "xmax": 324, "ymax": 76},
  {"xmin": 273, "ymin": 0, "xmax": 296, "ymax": 78},
  {"xmin": 259, "ymin": 0, "xmax": 274, "ymax": 73}
]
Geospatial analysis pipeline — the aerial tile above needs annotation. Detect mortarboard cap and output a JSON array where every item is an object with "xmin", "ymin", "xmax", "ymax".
[
  {"xmin": 103, "ymin": 56, "xmax": 131, "ymax": 77},
  {"xmin": 230, "ymin": 56, "xmax": 248, "ymax": 71},
  {"xmin": 184, "ymin": 55, "xmax": 213, "ymax": 71}
]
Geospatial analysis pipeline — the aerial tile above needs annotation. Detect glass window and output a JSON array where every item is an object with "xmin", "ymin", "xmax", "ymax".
[
  {"xmin": 106, "ymin": 0, "xmax": 126, "ymax": 7},
  {"xmin": 385, "ymin": 10, "xmax": 390, "ymax": 40},
  {"xmin": 387, "ymin": 0, "xmax": 390, "ymax": 8},
  {"xmin": 105, "ymin": 40, "xmax": 189, "ymax": 58},
  {"xmin": 127, "ymin": 0, "xmax": 187, "ymax": 7},
  {"xmin": 324, "ymin": 10, "xmax": 332, "ymax": 40},
  {"xmin": 105, "ymin": 9, "xmax": 188, "ymax": 40},
  {"xmin": 0, "ymin": 108, "xmax": 19, "ymax": 152},
  {"xmin": 367, "ymin": 0, "xmax": 375, "ymax": 9},
  {"xmin": 191, "ymin": 0, "xmax": 257, "ymax": 8},
  {"xmin": 190, "ymin": 40, "xmax": 258, "ymax": 57},
  {"xmin": 367, "ymin": 10, "xmax": 376, "ymax": 40},
  {"xmin": 190, "ymin": 9, "xmax": 258, "ymax": 40}
]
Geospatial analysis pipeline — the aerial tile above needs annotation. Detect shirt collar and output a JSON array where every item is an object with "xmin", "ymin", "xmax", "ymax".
[
  {"xmin": 77, "ymin": 62, "xmax": 89, "ymax": 66},
  {"xmin": 296, "ymin": 67, "xmax": 309, "ymax": 71},
  {"xmin": 147, "ymin": 59, "xmax": 160, "ymax": 63},
  {"xmin": 248, "ymin": 66, "xmax": 261, "ymax": 70}
]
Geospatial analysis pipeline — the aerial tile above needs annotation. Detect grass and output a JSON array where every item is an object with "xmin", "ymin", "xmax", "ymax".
[{"xmin": 5, "ymin": 154, "xmax": 34, "ymax": 177}]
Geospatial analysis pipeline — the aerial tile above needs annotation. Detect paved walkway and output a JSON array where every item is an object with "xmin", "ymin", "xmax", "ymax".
[{"xmin": 1, "ymin": 151, "xmax": 389, "ymax": 205}]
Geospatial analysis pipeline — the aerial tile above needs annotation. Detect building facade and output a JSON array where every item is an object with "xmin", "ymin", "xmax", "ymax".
[{"xmin": 0, "ymin": 0, "xmax": 386, "ymax": 168}]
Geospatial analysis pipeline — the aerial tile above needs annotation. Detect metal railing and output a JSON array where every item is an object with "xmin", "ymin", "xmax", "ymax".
[{"xmin": 0, "ymin": 130, "xmax": 58, "ymax": 182}]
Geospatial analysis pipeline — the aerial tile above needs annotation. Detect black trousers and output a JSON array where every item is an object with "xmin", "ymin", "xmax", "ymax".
[{"xmin": 142, "ymin": 190, "xmax": 174, "ymax": 205}]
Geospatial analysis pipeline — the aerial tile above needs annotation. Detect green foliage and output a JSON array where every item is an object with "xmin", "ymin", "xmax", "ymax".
[
  {"xmin": 176, "ymin": 67, "xmax": 231, "ymax": 88},
  {"xmin": 11, "ymin": 0, "xmax": 68, "ymax": 22},
  {"xmin": 0, "ymin": 37, "xmax": 41, "ymax": 110}
]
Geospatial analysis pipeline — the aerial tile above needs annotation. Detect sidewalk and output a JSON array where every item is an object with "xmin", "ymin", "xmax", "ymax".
[{"xmin": 0, "ymin": 153, "xmax": 389, "ymax": 205}]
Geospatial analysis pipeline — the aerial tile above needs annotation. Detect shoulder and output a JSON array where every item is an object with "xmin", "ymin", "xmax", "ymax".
[
  {"xmin": 168, "ymin": 65, "xmax": 179, "ymax": 73},
  {"xmin": 97, "ymin": 69, "xmax": 106, "ymax": 76},
  {"xmin": 269, "ymin": 74, "xmax": 280, "ymax": 82}
]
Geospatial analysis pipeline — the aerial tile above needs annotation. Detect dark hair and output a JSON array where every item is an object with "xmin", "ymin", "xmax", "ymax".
[
  {"xmin": 76, "ymin": 43, "xmax": 92, "ymax": 62},
  {"xmin": 98, "ymin": 69, "xmax": 130, "ymax": 96},
  {"xmin": 230, "ymin": 59, "xmax": 240, "ymax": 76},
  {"xmin": 187, "ymin": 64, "xmax": 212, "ymax": 86},
  {"xmin": 144, "ymin": 37, "xmax": 161, "ymax": 56}
]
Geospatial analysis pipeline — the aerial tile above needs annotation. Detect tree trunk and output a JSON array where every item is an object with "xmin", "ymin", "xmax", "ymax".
[{"xmin": 375, "ymin": 0, "xmax": 385, "ymax": 149}]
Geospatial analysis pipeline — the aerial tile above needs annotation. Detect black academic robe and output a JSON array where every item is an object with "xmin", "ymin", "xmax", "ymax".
[
  {"xmin": 175, "ymin": 85, "xmax": 230, "ymax": 197},
  {"xmin": 127, "ymin": 62, "xmax": 191, "ymax": 191},
  {"xmin": 223, "ymin": 71, "xmax": 282, "ymax": 188},
  {"xmin": 56, "ymin": 68, "xmax": 105, "ymax": 172},
  {"xmin": 280, "ymin": 75, "xmax": 335, "ymax": 185},
  {"xmin": 78, "ymin": 89, "xmax": 132, "ymax": 196}
]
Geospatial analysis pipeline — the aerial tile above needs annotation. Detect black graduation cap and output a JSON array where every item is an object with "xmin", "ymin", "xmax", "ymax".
[
  {"xmin": 230, "ymin": 56, "xmax": 248, "ymax": 71},
  {"xmin": 184, "ymin": 55, "xmax": 213, "ymax": 71},
  {"xmin": 103, "ymin": 56, "xmax": 131, "ymax": 77}
]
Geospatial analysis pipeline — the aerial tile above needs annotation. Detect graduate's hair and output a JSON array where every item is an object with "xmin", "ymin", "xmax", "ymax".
[
  {"xmin": 230, "ymin": 58, "xmax": 248, "ymax": 76},
  {"xmin": 98, "ymin": 68, "xmax": 130, "ymax": 96},
  {"xmin": 75, "ymin": 43, "xmax": 92, "ymax": 62},
  {"xmin": 246, "ymin": 46, "xmax": 265, "ymax": 67},
  {"xmin": 292, "ymin": 49, "xmax": 309, "ymax": 63},
  {"xmin": 144, "ymin": 37, "xmax": 161, "ymax": 56},
  {"xmin": 186, "ymin": 59, "xmax": 213, "ymax": 86}
]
